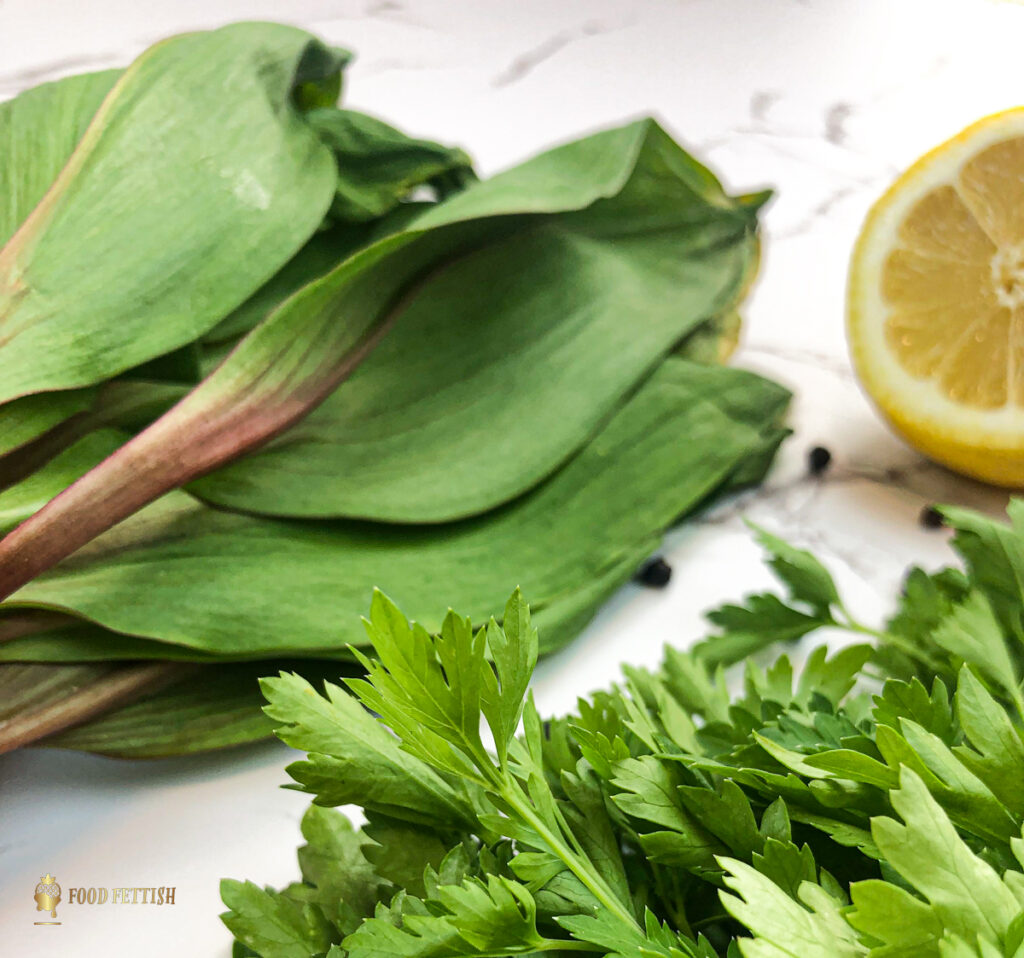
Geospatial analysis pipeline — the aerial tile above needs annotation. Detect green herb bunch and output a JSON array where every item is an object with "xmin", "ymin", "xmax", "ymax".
[
  {"xmin": 224, "ymin": 501, "xmax": 1024, "ymax": 957},
  {"xmin": 0, "ymin": 23, "xmax": 787, "ymax": 755}
]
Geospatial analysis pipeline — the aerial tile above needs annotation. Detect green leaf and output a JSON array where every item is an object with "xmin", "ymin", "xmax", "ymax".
[
  {"xmin": 220, "ymin": 879, "xmax": 337, "ymax": 958},
  {"xmin": 678, "ymin": 780, "xmax": 763, "ymax": 858},
  {"xmin": 701, "ymin": 594, "xmax": 829, "ymax": 667},
  {"xmin": 747, "ymin": 525, "xmax": 840, "ymax": 612},
  {"xmin": 41, "ymin": 660, "xmax": 348, "ymax": 757},
  {"xmin": 263, "ymin": 671, "xmax": 477, "ymax": 829},
  {"xmin": 0, "ymin": 69, "xmax": 122, "ymax": 452},
  {"xmin": 308, "ymin": 107, "xmax": 475, "ymax": 222},
  {"xmin": 846, "ymin": 879, "xmax": 942, "ymax": 957},
  {"xmin": 942, "ymin": 503, "xmax": 1024, "ymax": 641},
  {"xmin": 866, "ymin": 769, "xmax": 1020, "ymax": 945},
  {"xmin": 188, "ymin": 118, "xmax": 764, "ymax": 522},
  {"xmin": 953, "ymin": 666, "xmax": 1024, "ymax": 818},
  {"xmin": 612, "ymin": 755, "xmax": 705, "ymax": 834},
  {"xmin": 0, "ymin": 23, "xmax": 349, "ymax": 404},
  {"xmin": 0, "ymin": 389, "xmax": 96, "ymax": 459},
  {"xmin": 872, "ymin": 676, "xmax": 956, "ymax": 743},
  {"xmin": 718, "ymin": 858, "xmax": 862, "ymax": 957},
  {"xmin": 2, "ymin": 359, "xmax": 786, "ymax": 660},
  {"xmin": 362, "ymin": 815, "xmax": 454, "ymax": 900},
  {"xmin": 296, "ymin": 806, "xmax": 385, "ymax": 936},
  {"xmin": 930, "ymin": 590, "xmax": 1020, "ymax": 703},
  {"xmin": 0, "ymin": 68, "xmax": 119, "ymax": 247},
  {"xmin": 348, "ymin": 590, "xmax": 493, "ymax": 779},
  {"xmin": 0, "ymin": 430, "xmax": 126, "ymax": 534},
  {"xmin": 797, "ymin": 645, "xmax": 873, "ymax": 707},
  {"xmin": 558, "ymin": 908, "xmax": 700, "ymax": 957},
  {"xmin": 342, "ymin": 875, "xmax": 552, "ymax": 957},
  {"xmin": 480, "ymin": 590, "xmax": 538, "ymax": 764}
]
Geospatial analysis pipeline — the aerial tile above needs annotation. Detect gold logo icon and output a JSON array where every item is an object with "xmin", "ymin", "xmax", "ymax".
[{"xmin": 33, "ymin": 873, "xmax": 62, "ymax": 925}]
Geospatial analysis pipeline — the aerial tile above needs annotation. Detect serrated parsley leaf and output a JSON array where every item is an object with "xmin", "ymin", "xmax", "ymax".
[{"xmin": 746, "ymin": 523, "xmax": 840, "ymax": 612}]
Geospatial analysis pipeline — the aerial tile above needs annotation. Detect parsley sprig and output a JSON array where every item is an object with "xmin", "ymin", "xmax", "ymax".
[{"xmin": 223, "ymin": 500, "xmax": 1024, "ymax": 957}]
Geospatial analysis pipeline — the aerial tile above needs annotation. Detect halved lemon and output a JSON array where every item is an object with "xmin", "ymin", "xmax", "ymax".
[{"xmin": 848, "ymin": 108, "xmax": 1024, "ymax": 486}]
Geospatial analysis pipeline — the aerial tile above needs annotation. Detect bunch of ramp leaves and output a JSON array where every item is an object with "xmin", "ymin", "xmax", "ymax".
[
  {"xmin": 224, "ymin": 499, "xmax": 1024, "ymax": 957},
  {"xmin": 0, "ymin": 22, "xmax": 788, "ymax": 756}
]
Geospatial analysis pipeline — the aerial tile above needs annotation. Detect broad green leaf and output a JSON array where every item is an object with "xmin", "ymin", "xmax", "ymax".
[
  {"xmin": 308, "ymin": 107, "xmax": 475, "ymax": 222},
  {"xmin": 0, "ymin": 22, "xmax": 348, "ymax": 404},
  {"xmin": 0, "ymin": 389, "xmax": 96, "ymax": 459},
  {"xmin": 0, "ymin": 68, "xmax": 119, "ymax": 247},
  {"xmin": 200, "ymin": 224, "xmax": 375, "ymax": 347},
  {"xmin": 0, "ymin": 658, "xmax": 189, "ymax": 754},
  {"xmin": 0, "ymin": 429, "xmax": 125, "ymax": 533},
  {"xmin": 0, "ymin": 118, "xmax": 775, "ymax": 603},
  {"xmin": 41, "ymin": 660, "xmax": 347, "ymax": 757},
  {"xmin": 0, "ymin": 660, "xmax": 112, "ymax": 718},
  {"xmin": 189, "ymin": 118, "xmax": 763, "ymax": 522},
  {"xmin": 1, "ymin": 359, "xmax": 787, "ymax": 659},
  {"xmin": 0, "ymin": 70, "xmax": 120, "ymax": 452}
]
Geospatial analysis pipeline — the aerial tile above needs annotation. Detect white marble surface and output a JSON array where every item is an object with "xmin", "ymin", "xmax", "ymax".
[{"xmin": 1, "ymin": 0, "xmax": 1021, "ymax": 954}]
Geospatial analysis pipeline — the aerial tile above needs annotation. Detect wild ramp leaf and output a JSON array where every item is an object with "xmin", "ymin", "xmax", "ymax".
[
  {"xmin": 31, "ymin": 660, "xmax": 357, "ymax": 759},
  {"xmin": 307, "ymin": 106, "xmax": 476, "ymax": 223},
  {"xmin": 200, "ymin": 109, "xmax": 477, "ymax": 350},
  {"xmin": 0, "ymin": 359, "xmax": 788, "ymax": 663},
  {"xmin": 190, "ymin": 118, "xmax": 764, "ymax": 522},
  {"xmin": 0, "ymin": 429, "xmax": 126, "ymax": 534},
  {"xmin": 0, "ymin": 22, "xmax": 348, "ymax": 406},
  {"xmin": 0, "ymin": 117, "xmax": 768, "ymax": 600},
  {"xmin": 0, "ymin": 658, "xmax": 193, "ymax": 755},
  {"xmin": 0, "ymin": 77, "xmax": 472, "ymax": 459},
  {"xmin": 0, "ymin": 70, "xmax": 119, "ymax": 455},
  {"xmin": 0, "ymin": 389, "xmax": 96, "ymax": 461},
  {"xmin": 0, "ymin": 68, "xmax": 119, "ymax": 248}
]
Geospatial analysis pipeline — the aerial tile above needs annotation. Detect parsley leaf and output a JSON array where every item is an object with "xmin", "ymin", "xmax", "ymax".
[{"xmin": 224, "ymin": 500, "xmax": 1024, "ymax": 958}]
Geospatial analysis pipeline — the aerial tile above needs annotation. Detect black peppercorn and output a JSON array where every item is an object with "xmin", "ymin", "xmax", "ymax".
[
  {"xmin": 920, "ymin": 505, "xmax": 944, "ymax": 530},
  {"xmin": 637, "ymin": 557, "xmax": 672, "ymax": 588},
  {"xmin": 808, "ymin": 445, "xmax": 832, "ymax": 476}
]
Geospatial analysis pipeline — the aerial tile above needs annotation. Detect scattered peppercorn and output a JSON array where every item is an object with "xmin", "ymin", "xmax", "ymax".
[
  {"xmin": 920, "ymin": 505, "xmax": 944, "ymax": 530},
  {"xmin": 808, "ymin": 445, "xmax": 832, "ymax": 476},
  {"xmin": 637, "ymin": 557, "xmax": 672, "ymax": 588}
]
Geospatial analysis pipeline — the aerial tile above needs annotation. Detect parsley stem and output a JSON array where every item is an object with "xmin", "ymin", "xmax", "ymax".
[
  {"xmin": 834, "ymin": 603, "xmax": 946, "ymax": 671},
  {"xmin": 497, "ymin": 778, "xmax": 640, "ymax": 932}
]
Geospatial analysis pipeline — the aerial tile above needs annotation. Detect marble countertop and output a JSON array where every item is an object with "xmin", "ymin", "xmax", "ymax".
[{"xmin": 0, "ymin": 0, "xmax": 1020, "ymax": 953}]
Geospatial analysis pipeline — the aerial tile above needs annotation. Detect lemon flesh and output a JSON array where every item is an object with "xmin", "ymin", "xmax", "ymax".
[{"xmin": 848, "ymin": 109, "xmax": 1024, "ymax": 486}]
